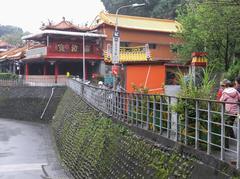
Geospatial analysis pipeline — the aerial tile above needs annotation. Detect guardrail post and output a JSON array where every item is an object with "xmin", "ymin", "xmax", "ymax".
[
  {"xmin": 167, "ymin": 97, "xmax": 171, "ymax": 138},
  {"xmin": 221, "ymin": 103, "xmax": 225, "ymax": 160},
  {"xmin": 135, "ymin": 95, "xmax": 139, "ymax": 125},
  {"xmin": 146, "ymin": 95, "xmax": 150, "ymax": 130},
  {"xmin": 153, "ymin": 95, "xmax": 156, "ymax": 132},
  {"xmin": 195, "ymin": 100, "xmax": 199, "ymax": 150},
  {"xmin": 127, "ymin": 93, "xmax": 130, "ymax": 123},
  {"xmin": 103, "ymin": 89, "xmax": 106, "ymax": 113},
  {"xmin": 207, "ymin": 101, "xmax": 212, "ymax": 155},
  {"xmin": 118, "ymin": 92, "xmax": 122, "ymax": 118},
  {"xmin": 131, "ymin": 94, "xmax": 134, "ymax": 124},
  {"xmin": 184, "ymin": 100, "xmax": 188, "ymax": 145},
  {"xmin": 141, "ymin": 94, "xmax": 144, "ymax": 128},
  {"xmin": 123, "ymin": 92, "xmax": 128, "ymax": 121},
  {"xmin": 114, "ymin": 91, "xmax": 117, "ymax": 116},
  {"xmin": 119, "ymin": 92, "xmax": 124, "ymax": 121},
  {"xmin": 237, "ymin": 115, "xmax": 240, "ymax": 169},
  {"xmin": 176, "ymin": 98, "xmax": 179, "ymax": 142},
  {"xmin": 116, "ymin": 92, "xmax": 119, "ymax": 117},
  {"xmin": 159, "ymin": 95, "xmax": 163, "ymax": 134},
  {"xmin": 111, "ymin": 91, "xmax": 114, "ymax": 116}
]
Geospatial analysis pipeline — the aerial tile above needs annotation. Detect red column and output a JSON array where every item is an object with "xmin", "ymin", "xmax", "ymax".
[
  {"xmin": 25, "ymin": 63, "xmax": 29, "ymax": 80},
  {"xmin": 54, "ymin": 63, "xmax": 59, "ymax": 83},
  {"xmin": 43, "ymin": 63, "xmax": 47, "ymax": 75}
]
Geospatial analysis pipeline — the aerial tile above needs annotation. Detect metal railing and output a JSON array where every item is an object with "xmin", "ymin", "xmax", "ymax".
[
  {"xmin": 67, "ymin": 79, "xmax": 240, "ymax": 169},
  {"xmin": 0, "ymin": 75, "xmax": 67, "ymax": 87}
]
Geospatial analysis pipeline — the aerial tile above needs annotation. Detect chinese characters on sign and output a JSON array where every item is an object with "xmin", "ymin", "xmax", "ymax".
[
  {"xmin": 57, "ymin": 44, "xmax": 65, "ymax": 52},
  {"xmin": 71, "ymin": 44, "xmax": 79, "ymax": 52},
  {"xmin": 112, "ymin": 30, "xmax": 120, "ymax": 64},
  {"xmin": 54, "ymin": 43, "xmax": 91, "ymax": 53}
]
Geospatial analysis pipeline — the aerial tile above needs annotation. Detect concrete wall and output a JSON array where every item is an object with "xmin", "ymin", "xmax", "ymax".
[{"xmin": 0, "ymin": 86, "xmax": 66, "ymax": 121}]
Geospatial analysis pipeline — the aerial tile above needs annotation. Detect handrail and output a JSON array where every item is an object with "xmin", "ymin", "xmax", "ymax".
[
  {"xmin": 40, "ymin": 87, "xmax": 55, "ymax": 120},
  {"xmin": 67, "ymin": 78, "xmax": 240, "ymax": 170}
]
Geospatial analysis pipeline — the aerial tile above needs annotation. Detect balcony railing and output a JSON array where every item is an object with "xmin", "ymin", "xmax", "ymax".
[
  {"xmin": 25, "ymin": 44, "xmax": 103, "ymax": 60},
  {"xmin": 25, "ymin": 47, "xmax": 47, "ymax": 59},
  {"xmin": 0, "ymin": 75, "xmax": 67, "ymax": 86},
  {"xmin": 104, "ymin": 46, "xmax": 152, "ymax": 63}
]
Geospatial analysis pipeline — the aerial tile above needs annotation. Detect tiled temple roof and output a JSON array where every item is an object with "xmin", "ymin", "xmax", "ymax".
[
  {"xmin": 41, "ymin": 17, "xmax": 89, "ymax": 32},
  {"xmin": 91, "ymin": 11, "xmax": 181, "ymax": 33}
]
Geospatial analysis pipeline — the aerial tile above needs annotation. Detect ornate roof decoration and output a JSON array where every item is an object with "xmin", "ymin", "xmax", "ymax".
[{"xmin": 40, "ymin": 17, "xmax": 89, "ymax": 32}]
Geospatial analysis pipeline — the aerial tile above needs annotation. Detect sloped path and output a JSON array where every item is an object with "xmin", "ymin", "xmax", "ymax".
[{"xmin": 0, "ymin": 118, "xmax": 68, "ymax": 179}]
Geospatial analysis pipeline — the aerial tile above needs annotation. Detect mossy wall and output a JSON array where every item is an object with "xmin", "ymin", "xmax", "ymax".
[
  {"xmin": 52, "ymin": 89, "xmax": 195, "ymax": 179},
  {"xmin": 0, "ymin": 87, "xmax": 65, "ymax": 121}
]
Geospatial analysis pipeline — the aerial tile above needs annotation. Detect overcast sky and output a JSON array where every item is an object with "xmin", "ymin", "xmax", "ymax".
[{"xmin": 0, "ymin": 0, "xmax": 105, "ymax": 33}]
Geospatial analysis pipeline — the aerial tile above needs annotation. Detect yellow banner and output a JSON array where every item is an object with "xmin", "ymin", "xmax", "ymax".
[
  {"xmin": 104, "ymin": 45, "xmax": 152, "ymax": 63},
  {"xmin": 192, "ymin": 56, "xmax": 208, "ymax": 63}
]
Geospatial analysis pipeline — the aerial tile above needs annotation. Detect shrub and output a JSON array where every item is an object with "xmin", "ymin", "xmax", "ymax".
[
  {"xmin": 172, "ymin": 67, "xmax": 222, "ymax": 149},
  {"xmin": 0, "ymin": 73, "xmax": 18, "ymax": 80}
]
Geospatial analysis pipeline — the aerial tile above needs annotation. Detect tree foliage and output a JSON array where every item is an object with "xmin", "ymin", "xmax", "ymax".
[
  {"xmin": 175, "ymin": 0, "xmax": 240, "ymax": 72},
  {"xmin": 100, "ymin": 0, "xmax": 185, "ymax": 19},
  {"xmin": 0, "ymin": 25, "xmax": 28, "ymax": 46}
]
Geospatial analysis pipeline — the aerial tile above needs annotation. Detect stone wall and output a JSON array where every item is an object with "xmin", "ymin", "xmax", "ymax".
[
  {"xmin": 0, "ymin": 86, "xmax": 66, "ymax": 121},
  {"xmin": 52, "ymin": 89, "xmax": 198, "ymax": 178}
]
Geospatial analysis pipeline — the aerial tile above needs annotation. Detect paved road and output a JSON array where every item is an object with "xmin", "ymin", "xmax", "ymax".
[{"xmin": 0, "ymin": 118, "xmax": 68, "ymax": 179}]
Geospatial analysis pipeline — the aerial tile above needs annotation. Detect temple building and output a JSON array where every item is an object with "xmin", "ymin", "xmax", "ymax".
[
  {"xmin": 0, "ymin": 45, "xmax": 30, "ymax": 74},
  {"xmin": 1, "ymin": 12, "xmax": 187, "ymax": 91},
  {"xmin": 90, "ymin": 12, "xmax": 186, "ymax": 93},
  {"xmin": 22, "ymin": 17, "xmax": 106, "ymax": 83}
]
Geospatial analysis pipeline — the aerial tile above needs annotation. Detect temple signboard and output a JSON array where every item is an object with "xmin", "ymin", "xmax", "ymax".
[{"xmin": 52, "ymin": 42, "xmax": 91, "ymax": 53}]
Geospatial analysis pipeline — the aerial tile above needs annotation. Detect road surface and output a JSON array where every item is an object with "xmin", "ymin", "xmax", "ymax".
[{"xmin": 0, "ymin": 118, "xmax": 68, "ymax": 179}]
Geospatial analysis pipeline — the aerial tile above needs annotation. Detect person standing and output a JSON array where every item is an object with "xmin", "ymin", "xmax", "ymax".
[
  {"xmin": 235, "ymin": 76, "xmax": 240, "ymax": 93},
  {"xmin": 216, "ymin": 79, "xmax": 228, "ymax": 100},
  {"xmin": 220, "ymin": 80, "xmax": 240, "ymax": 148}
]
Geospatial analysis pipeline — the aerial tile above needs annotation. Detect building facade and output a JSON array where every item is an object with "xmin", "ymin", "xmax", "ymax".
[
  {"xmin": 22, "ymin": 18, "xmax": 106, "ymax": 83},
  {"xmin": 1, "ymin": 13, "xmax": 187, "ymax": 91},
  {"xmin": 91, "ymin": 12, "xmax": 184, "ymax": 93}
]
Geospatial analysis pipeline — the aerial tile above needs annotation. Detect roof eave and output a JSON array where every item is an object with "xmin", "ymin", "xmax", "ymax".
[
  {"xmin": 101, "ymin": 23, "xmax": 178, "ymax": 33},
  {"xmin": 22, "ymin": 30, "xmax": 107, "ymax": 40}
]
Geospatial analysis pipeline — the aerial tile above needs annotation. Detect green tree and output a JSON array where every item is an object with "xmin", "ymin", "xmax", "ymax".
[
  {"xmin": 0, "ymin": 25, "xmax": 23, "ymax": 37},
  {"xmin": 101, "ymin": 0, "xmax": 185, "ymax": 19},
  {"xmin": 0, "ymin": 25, "xmax": 29, "ymax": 46},
  {"xmin": 175, "ymin": 0, "xmax": 240, "ymax": 71}
]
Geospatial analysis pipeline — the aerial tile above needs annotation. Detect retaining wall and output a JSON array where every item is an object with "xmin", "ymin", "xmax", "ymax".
[
  {"xmin": 0, "ymin": 86, "xmax": 66, "ymax": 121},
  {"xmin": 52, "ymin": 89, "xmax": 233, "ymax": 179}
]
